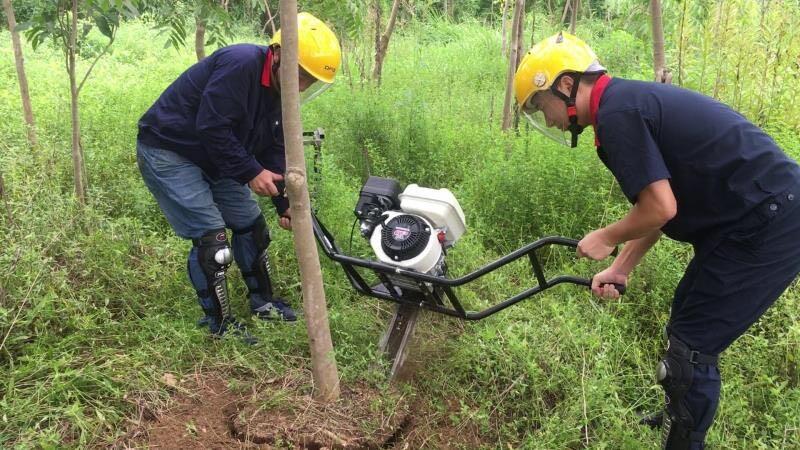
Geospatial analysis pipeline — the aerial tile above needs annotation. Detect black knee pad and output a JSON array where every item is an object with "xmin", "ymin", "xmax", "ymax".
[
  {"xmin": 193, "ymin": 229, "xmax": 233, "ymax": 317},
  {"xmin": 236, "ymin": 215, "xmax": 276, "ymax": 299},
  {"xmin": 656, "ymin": 336, "xmax": 718, "ymax": 450},
  {"xmin": 251, "ymin": 214, "xmax": 271, "ymax": 252}
]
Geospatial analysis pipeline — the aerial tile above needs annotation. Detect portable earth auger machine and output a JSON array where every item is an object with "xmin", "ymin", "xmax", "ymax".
[{"xmin": 302, "ymin": 130, "xmax": 624, "ymax": 380}]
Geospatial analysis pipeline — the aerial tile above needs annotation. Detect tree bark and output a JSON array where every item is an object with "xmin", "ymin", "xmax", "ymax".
[
  {"xmin": 0, "ymin": 170, "xmax": 12, "ymax": 227},
  {"xmin": 195, "ymin": 16, "xmax": 206, "ymax": 61},
  {"xmin": 530, "ymin": 0, "xmax": 536, "ymax": 46},
  {"xmin": 513, "ymin": 0, "xmax": 525, "ymax": 131},
  {"xmin": 69, "ymin": 0, "xmax": 86, "ymax": 205},
  {"xmin": 501, "ymin": 0, "xmax": 509, "ymax": 55},
  {"xmin": 501, "ymin": 0, "xmax": 524, "ymax": 131},
  {"xmin": 561, "ymin": 0, "xmax": 571, "ymax": 25},
  {"xmin": 650, "ymin": 0, "xmax": 672, "ymax": 83},
  {"xmin": 263, "ymin": 0, "xmax": 276, "ymax": 36},
  {"xmin": 569, "ymin": 0, "xmax": 579, "ymax": 34},
  {"xmin": 373, "ymin": 0, "xmax": 401, "ymax": 85},
  {"xmin": 515, "ymin": 0, "xmax": 525, "ymax": 68},
  {"xmin": 3, "ymin": 0, "xmax": 38, "ymax": 149},
  {"xmin": 279, "ymin": 0, "xmax": 340, "ymax": 403}
]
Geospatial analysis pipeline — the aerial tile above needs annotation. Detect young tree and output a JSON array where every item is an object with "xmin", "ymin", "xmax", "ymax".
[
  {"xmin": 2, "ymin": 0, "xmax": 38, "ymax": 149},
  {"xmin": 569, "ymin": 0, "xmax": 578, "ymax": 33},
  {"xmin": 21, "ymin": 0, "xmax": 139, "ymax": 205},
  {"xmin": 501, "ymin": 0, "xmax": 524, "ymax": 131},
  {"xmin": 262, "ymin": 0, "xmax": 276, "ymax": 35},
  {"xmin": 0, "ymin": 169, "xmax": 12, "ymax": 227},
  {"xmin": 500, "ymin": 0, "xmax": 509, "ymax": 55},
  {"xmin": 650, "ymin": 0, "xmax": 672, "ymax": 83},
  {"xmin": 372, "ymin": 0, "xmax": 401, "ymax": 85},
  {"xmin": 279, "ymin": 0, "xmax": 340, "ymax": 402},
  {"xmin": 195, "ymin": 15, "xmax": 206, "ymax": 60},
  {"xmin": 155, "ymin": 0, "xmax": 233, "ymax": 62}
]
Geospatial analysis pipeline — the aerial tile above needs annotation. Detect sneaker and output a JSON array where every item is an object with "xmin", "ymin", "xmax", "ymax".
[{"xmin": 252, "ymin": 299, "xmax": 297, "ymax": 322}]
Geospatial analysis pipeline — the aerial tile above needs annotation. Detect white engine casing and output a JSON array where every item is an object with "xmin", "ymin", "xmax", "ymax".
[
  {"xmin": 370, "ymin": 211, "xmax": 443, "ymax": 273},
  {"xmin": 399, "ymin": 184, "xmax": 466, "ymax": 244}
]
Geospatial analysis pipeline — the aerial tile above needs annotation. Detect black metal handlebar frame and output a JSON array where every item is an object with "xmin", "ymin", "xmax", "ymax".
[{"xmin": 312, "ymin": 213, "xmax": 594, "ymax": 321}]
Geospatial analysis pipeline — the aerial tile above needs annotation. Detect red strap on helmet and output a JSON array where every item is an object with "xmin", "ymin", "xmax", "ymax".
[{"xmin": 567, "ymin": 105, "xmax": 577, "ymax": 117}]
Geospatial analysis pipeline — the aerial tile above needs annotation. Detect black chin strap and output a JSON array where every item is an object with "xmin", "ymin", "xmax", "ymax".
[{"xmin": 550, "ymin": 73, "xmax": 584, "ymax": 148}]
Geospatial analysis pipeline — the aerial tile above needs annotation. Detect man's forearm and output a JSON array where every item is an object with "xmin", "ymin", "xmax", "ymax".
[
  {"xmin": 604, "ymin": 201, "xmax": 671, "ymax": 244},
  {"xmin": 612, "ymin": 230, "xmax": 662, "ymax": 275}
]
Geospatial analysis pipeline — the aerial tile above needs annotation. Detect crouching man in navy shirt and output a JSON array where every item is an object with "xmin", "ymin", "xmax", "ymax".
[
  {"xmin": 513, "ymin": 32, "xmax": 800, "ymax": 449},
  {"xmin": 136, "ymin": 13, "xmax": 340, "ymax": 341}
]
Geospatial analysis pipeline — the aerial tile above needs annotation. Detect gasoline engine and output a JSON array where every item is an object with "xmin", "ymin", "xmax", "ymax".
[{"xmin": 353, "ymin": 177, "xmax": 466, "ymax": 283}]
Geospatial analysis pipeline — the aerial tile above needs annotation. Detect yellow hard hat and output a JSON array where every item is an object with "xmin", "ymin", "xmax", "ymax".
[
  {"xmin": 514, "ymin": 32, "xmax": 604, "ymax": 109},
  {"xmin": 271, "ymin": 12, "xmax": 341, "ymax": 84}
]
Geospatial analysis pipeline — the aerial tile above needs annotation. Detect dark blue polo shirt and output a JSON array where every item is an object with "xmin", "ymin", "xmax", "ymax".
[
  {"xmin": 137, "ymin": 44, "xmax": 285, "ymax": 186},
  {"xmin": 595, "ymin": 78, "xmax": 800, "ymax": 244}
]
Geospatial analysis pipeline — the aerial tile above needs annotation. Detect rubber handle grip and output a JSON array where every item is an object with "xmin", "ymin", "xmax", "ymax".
[{"xmin": 589, "ymin": 278, "xmax": 626, "ymax": 295}]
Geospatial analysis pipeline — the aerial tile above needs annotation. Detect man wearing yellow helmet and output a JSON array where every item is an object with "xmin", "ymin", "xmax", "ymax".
[
  {"xmin": 135, "ymin": 12, "xmax": 341, "ymax": 341},
  {"xmin": 515, "ymin": 32, "xmax": 800, "ymax": 449}
]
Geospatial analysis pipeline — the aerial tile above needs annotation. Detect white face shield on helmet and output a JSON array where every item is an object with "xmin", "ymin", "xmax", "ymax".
[
  {"xmin": 522, "ymin": 92, "xmax": 570, "ymax": 147},
  {"xmin": 299, "ymin": 81, "xmax": 332, "ymax": 105},
  {"xmin": 298, "ymin": 65, "xmax": 333, "ymax": 105}
]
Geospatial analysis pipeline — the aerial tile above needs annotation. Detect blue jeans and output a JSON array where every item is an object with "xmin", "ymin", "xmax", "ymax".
[
  {"xmin": 136, "ymin": 141, "xmax": 262, "ymax": 238},
  {"xmin": 137, "ymin": 141, "xmax": 276, "ymax": 316}
]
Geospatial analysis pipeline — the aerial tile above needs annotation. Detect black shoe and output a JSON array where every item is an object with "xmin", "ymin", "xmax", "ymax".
[
  {"xmin": 209, "ymin": 317, "xmax": 258, "ymax": 345},
  {"xmin": 638, "ymin": 410, "xmax": 664, "ymax": 428},
  {"xmin": 252, "ymin": 298, "xmax": 297, "ymax": 322}
]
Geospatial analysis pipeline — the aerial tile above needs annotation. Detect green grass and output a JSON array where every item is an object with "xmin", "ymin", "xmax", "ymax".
[{"xmin": 1, "ymin": 15, "xmax": 799, "ymax": 449}]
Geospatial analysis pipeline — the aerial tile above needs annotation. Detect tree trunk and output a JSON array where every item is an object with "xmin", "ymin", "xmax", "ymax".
[
  {"xmin": 278, "ymin": 0, "xmax": 340, "ymax": 403},
  {"xmin": 569, "ymin": 0, "xmax": 579, "ymax": 33},
  {"xmin": 0, "ymin": 170, "xmax": 12, "ymax": 227},
  {"xmin": 501, "ymin": 0, "xmax": 524, "ymax": 131},
  {"xmin": 676, "ymin": 0, "xmax": 688, "ymax": 86},
  {"xmin": 195, "ymin": 16, "xmax": 206, "ymax": 61},
  {"xmin": 263, "ymin": 0, "xmax": 276, "ymax": 36},
  {"xmin": 373, "ymin": 0, "xmax": 401, "ymax": 85},
  {"xmin": 513, "ymin": 0, "xmax": 526, "ymax": 131},
  {"xmin": 561, "ymin": 0, "xmax": 571, "ymax": 25},
  {"xmin": 530, "ymin": 0, "xmax": 536, "ymax": 46},
  {"xmin": 501, "ymin": 0, "xmax": 509, "ymax": 56},
  {"xmin": 3, "ymin": 0, "xmax": 38, "ymax": 149},
  {"xmin": 69, "ymin": 0, "xmax": 86, "ymax": 205},
  {"xmin": 650, "ymin": 0, "xmax": 672, "ymax": 83},
  {"xmin": 515, "ymin": 0, "xmax": 525, "ymax": 68}
]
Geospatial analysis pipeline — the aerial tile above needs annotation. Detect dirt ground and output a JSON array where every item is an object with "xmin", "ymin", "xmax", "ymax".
[
  {"xmin": 114, "ymin": 312, "xmax": 489, "ymax": 450},
  {"xmin": 114, "ymin": 370, "xmax": 487, "ymax": 450}
]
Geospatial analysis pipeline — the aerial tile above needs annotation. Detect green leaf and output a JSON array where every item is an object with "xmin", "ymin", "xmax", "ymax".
[
  {"xmin": 95, "ymin": 15, "xmax": 113, "ymax": 39},
  {"xmin": 122, "ymin": 0, "xmax": 140, "ymax": 18}
]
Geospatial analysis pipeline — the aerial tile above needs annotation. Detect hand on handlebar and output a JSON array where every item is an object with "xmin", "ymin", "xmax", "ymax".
[
  {"xmin": 577, "ymin": 228, "xmax": 616, "ymax": 260},
  {"xmin": 590, "ymin": 267, "xmax": 628, "ymax": 299}
]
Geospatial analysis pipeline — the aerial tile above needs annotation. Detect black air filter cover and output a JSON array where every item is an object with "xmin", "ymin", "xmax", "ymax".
[{"xmin": 381, "ymin": 214, "xmax": 430, "ymax": 260}]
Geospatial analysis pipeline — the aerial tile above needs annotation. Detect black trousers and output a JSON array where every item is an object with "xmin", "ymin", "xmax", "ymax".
[{"xmin": 666, "ymin": 185, "xmax": 800, "ymax": 446}]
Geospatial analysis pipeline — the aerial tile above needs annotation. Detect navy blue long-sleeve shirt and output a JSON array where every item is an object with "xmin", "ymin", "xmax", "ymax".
[
  {"xmin": 593, "ymin": 77, "xmax": 800, "ymax": 247},
  {"xmin": 138, "ymin": 44, "xmax": 289, "ymax": 213}
]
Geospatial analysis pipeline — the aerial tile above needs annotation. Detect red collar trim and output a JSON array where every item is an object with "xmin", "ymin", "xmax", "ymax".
[
  {"xmin": 261, "ymin": 48, "xmax": 274, "ymax": 87},
  {"xmin": 590, "ymin": 74, "xmax": 611, "ymax": 146}
]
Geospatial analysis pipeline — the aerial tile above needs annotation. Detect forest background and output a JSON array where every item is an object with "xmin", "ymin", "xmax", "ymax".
[{"xmin": 2, "ymin": 0, "xmax": 800, "ymax": 447}]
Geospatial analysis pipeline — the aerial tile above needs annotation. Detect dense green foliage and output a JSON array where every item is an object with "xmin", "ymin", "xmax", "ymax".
[{"xmin": 2, "ymin": 3, "xmax": 800, "ymax": 448}]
